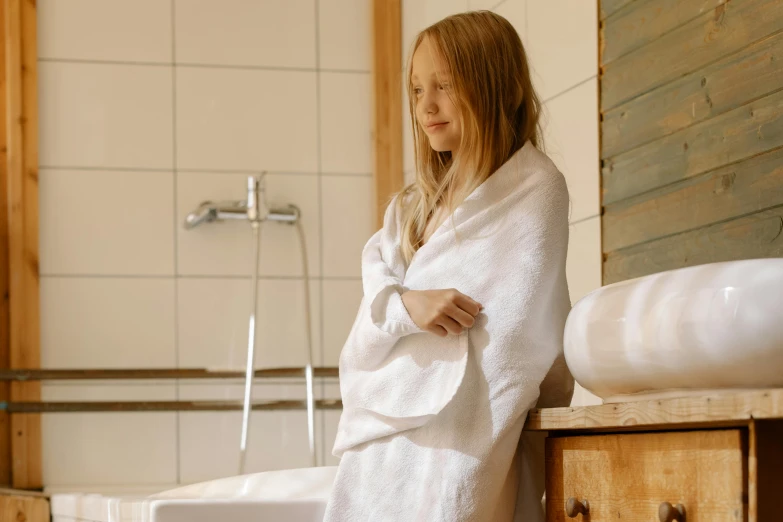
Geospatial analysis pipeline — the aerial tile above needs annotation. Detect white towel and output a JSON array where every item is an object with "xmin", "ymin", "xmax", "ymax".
[{"xmin": 324, "ymin": 141, "xmax": 574, "ymax": 522}]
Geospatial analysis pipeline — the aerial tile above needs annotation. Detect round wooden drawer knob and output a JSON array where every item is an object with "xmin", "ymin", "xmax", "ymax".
[
  {"xmin": 565, "ymin": 497, "xmax": 589, "ymax": 518},
  {"xmin": 659, "ymin": 502, "xmax": 686, "ymax": 522}
]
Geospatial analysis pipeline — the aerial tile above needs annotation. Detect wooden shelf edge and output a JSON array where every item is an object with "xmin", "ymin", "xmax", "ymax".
[{"xmin": 525, "ymin": 388, "xmax": 783, "ymax": 432}]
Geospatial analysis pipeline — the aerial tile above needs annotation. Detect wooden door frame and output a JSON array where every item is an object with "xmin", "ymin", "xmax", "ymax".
[
  {"xmin": 373, "ymin": 0, "xmax": 404, "ymax": 229},
  {"xmin": 1, "ymin": 0, "xmax": 41, "ymax": 489}
]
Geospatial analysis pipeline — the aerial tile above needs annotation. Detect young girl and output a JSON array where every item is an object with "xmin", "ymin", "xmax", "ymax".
[{"xmin": 324, "ymin": 11, "xmax": 573, "ymax": 521}]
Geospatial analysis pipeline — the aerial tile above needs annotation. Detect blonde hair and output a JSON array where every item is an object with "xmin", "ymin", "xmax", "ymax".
[{"xmin": 396, "ymin": 10, "xmax": 543, "ymax": 264}]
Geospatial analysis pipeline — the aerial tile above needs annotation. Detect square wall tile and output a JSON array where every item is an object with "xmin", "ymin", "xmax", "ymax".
[
  {"xmin": 39, "ymin": 62, "xmax": 173, "ymax": 169},
  {"xmin": 320, "ymin": 73, "xmax": 372, "ymax": 174},
  {"xmin": 177, "ymin": 172, "xmax": 320, "ymax": 277},
  {"xmin": 470, "ymin": 0, "xmax": 502, "ymax": 10},
  {"xmin": 402, "ymin": 0, "xmax": 426, "ymax": 60},
  {"xmin": 425, "ymin": 0, "xmax": 469, "ymax": 25},
  {"xmin": 39, "ymin": 169, "xmax": 175, "ymax": 275},
  {"xmin": 175, "ymin": 0, "xmax": 315, "ymax": 68},
  {"xmin": 176, "ymin": 67, "xmax": 317, "ymax": 172},
  {"xmin": 42, "ymin": 384, "xmax": 177, "ymax": 487},
  {"xmin": 178, "ymin": 384, "xmax": 313, "ymax": 483},
  {"xmin": 543, "ymin": 78, "xmax": 600, "ymax": 222},
  {"xmin": 321, "ymin": 279, "xmax": 363, "ymax": 365},
  {"xmin": 321, "ymin": 176, "xmax": 374, "ymax": 277},
  {"xmin": 567, "ymin": 216, "xmax": 601, "ymax": 304},
  {"xmin": 494, "ymin": 0, "xmax": 527, "ymax": 43},
  {"xmin": 38, "ymin": 0, "xmax": 172, "ymax": 63},
  {"xmin": 41, "ymin": 277, "xmax": 176, "ymax": 368},
  {"xmin": 177, "ymin": 278, "xmax": 321, "ymax": 370},
  {"xmin": 526, "ymin": 0, "xmax": 597, "ymax": 101},
  {"xmin": 319, "ymin": 0, "xmax": 372, "ymax": 71}
]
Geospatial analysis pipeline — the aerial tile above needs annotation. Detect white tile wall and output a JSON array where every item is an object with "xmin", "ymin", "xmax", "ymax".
[
  {"xmin": 177, "ymin": 278, "xmax": 321, "ymax": 370},
  {"xmin": 42, "ymin": 383, "xmax": 178, "ymax": 487},
  {"xmin": 38, "ymin": 0, "xmax": 375, "ymax": 490},
  {"xmin": 567, "ymin": 216, "xmax": 602, "ymax": 304},
  {"xmin": 39, "ymin": 169, "xmax": 175, "ymax": 276},
  {"xmin": 174, "ymin": 0, "xmax": 316, "ymax": 69},
  {"xmin": 319, "ymin": 0, "xmax": 372, "ymax": 71},
  {"xmin": 320, "ymin": 73, "xmax": 373, "ymax": 174},
  {"xmin": 41, "ymin": 277, "xmax": 176, "ymax": 368},
  {"xmin": 526, "ymin": 0, "xmax": 598, "ymax": 101},
  {"xmin": 321, "ymin": 177, "xmax": 375, "ymax": 277},
  {"xmin": 543, "ymin": 78, "xmax": 600, "ymax": 222},
  {"xmin": 39, "ymin": 62, "xmax": 173, "ymax": 169},
  {"xmin": 175, "ymin": 67, "xmax": 318, "ymax": 172},
  {"xmin": 38, "ymin": 0, "xmax": 172, "ymax": 63}
]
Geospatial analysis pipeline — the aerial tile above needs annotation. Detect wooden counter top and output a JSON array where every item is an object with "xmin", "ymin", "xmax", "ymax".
[{"xmin": 524, "ymin": 388, "xmax": 783, "ymax": 432}]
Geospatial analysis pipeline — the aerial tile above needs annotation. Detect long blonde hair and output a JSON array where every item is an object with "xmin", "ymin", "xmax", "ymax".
[{"xmin": 396, "ymin": 11, "xmax": 543, "ymax": 264}]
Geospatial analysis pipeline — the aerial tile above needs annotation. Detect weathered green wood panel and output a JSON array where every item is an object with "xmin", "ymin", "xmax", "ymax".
[
  {"xmin": 603, "ymin": 0, "xmax": 728, "ymax": 65},
  {"xmin": 602, "ymin": 24, "xmax": 783, "ymax": 157},
  {"xmin": 601, "ymin": 0, "xmax": 783, "ymax": 110},
  {"xmin": 602, "ymin": 87, "xmax": 783, "ymax": 204},
  {"xmin": 603, "ymin": 146, "xmax": 783, "ymax": 251},
  {"xmin": 603, "ymin": 206, "xmax": 783, "ymax": 284},
  {"xmin": 601, "ymin": 0, "xmax": 640, "ymax": 20}
]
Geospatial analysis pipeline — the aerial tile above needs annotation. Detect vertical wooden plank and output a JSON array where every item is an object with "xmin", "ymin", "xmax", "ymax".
[
  {"xmin": 0, "ymin": 0, "xmax": 11, "ymax": 489},
  {"xmin": 5, "ymin": 0, "xmax": 41, "ymax": 489},
  {"xmin": 373, "ymin": 0, "xmax": 403, "ymax": 229},
  {"xmin": 0, "ymin": 494, "xmax": 49, "ymax": 522}
]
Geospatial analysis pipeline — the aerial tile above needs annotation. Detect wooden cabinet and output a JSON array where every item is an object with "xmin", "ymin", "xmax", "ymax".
[{"xmin": 545, "ymin": 430, "xmax": 747, "ymax": 521}]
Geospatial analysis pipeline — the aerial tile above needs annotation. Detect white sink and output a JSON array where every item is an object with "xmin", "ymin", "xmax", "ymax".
[
  {"xmin": 51, "ymin": 466, "xmax": 338, "ymax": 522},
  {"xmin": 564, "ymin": 259, "xmax": 783, "ymax": 403}
]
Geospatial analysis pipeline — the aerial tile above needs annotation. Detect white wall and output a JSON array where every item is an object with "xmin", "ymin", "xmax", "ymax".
[
  {"xmin": 37, "ymin": 0, "xmax": 370, "ymax": 493},
  {"xmin": 401, "ymin": 0, "xmax": 603, "ymax": 406}
]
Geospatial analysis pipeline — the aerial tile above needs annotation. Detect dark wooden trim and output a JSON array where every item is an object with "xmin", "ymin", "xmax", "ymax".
[
  {"xmin": 0, "ymin": 0, "xmax": 10, "ymax": 488},
  {"xmin": 0, "ymin": 366, "xmax": 340, "ymax": 381},
  {"xmin": 4, "ymin": 400, "xmax": 343, "ymax": 413},
  {"xmin": 372, "ymin": 0, "xmax": 403, "ymax": 229},
  {"xmin": 4, "ymin": 0, "xmax": 40, "ymax": 489}
]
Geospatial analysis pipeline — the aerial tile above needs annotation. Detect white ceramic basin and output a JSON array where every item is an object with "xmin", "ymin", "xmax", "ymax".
[
  {"xmin": 50, "ymin": 466, "xmax": 338, "ymax": 522},
  {"xmin": 564, "ymin": 259, "xmax": 783, "ymax": 403}
]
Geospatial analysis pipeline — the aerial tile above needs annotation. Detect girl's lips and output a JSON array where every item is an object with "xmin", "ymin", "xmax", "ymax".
[{"xmin": 425, "ymin": 122, "xmax": 448, "ymax": 131}]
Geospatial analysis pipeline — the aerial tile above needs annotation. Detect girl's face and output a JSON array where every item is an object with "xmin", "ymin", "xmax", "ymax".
[{"xmin": 411, "ymin": 36, "xmax": 462, "ymax": 154}]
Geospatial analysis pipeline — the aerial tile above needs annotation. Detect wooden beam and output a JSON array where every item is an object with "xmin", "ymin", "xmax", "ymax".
[
  {"xmin": 0, "ymin": 493, "xmax": 49, "ymax": 522},
  {"xmin": 372, "ymin": 0, "xmax": 403, "ymax": 229},
  {"xmin": 4, "ymin": 0, "xmax": 41, "ymax": 489},
  {"xmin": 525, "ymin": 388, "xmax": 783, "ymax": 432},
  {"xmin": 0, "ymin": 0, "xmax": 9, "ymax": 488}
]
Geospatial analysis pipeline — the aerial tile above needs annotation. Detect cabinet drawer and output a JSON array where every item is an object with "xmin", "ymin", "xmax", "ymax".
[{"xmin": 545, "ymin": 429, "xmax": 746, "ymax": 521}]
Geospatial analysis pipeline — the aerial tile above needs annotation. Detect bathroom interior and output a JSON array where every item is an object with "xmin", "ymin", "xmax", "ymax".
[{"xmin": 0, "ymin": 0, "xmax": 781, "ymax": 520}]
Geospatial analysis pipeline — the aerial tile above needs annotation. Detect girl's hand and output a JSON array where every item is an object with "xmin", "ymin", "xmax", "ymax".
[{"xmin": 401, "ymin": 289, "xmax": 483, "ymax": 337}]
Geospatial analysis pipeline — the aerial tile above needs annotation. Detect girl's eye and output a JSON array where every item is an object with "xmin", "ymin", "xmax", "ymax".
[
  {"xmin": 413, "ymin": 87, "xmax": 423, "ymax": 96},
  {"xmin": 439, "ymin": 83, "xmax": 451, "ymax": 90}
]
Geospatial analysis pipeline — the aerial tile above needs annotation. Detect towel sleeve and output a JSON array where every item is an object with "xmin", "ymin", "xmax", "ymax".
[{"xmin": 359, "ymin": 195, "xmax": 424, "ymax": 337}]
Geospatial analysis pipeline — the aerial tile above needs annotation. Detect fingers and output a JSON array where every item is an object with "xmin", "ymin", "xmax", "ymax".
[
  {"xmin": 428, "ymin": 325, "xmax": 449, "ymax": 337},
  {"xmin": 436, "ymin": 314, "xmax": 464, "ymax": 336},
  {"xmin": 453, "ymin": 292, "xmax": 483, "ymax": 316},
  {"xmin": 446, "ymin": 303, "xmax": 475, "ymax": 328}
]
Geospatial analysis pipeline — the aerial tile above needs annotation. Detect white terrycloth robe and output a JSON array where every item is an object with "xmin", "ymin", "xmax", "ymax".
[{"xmin": 324, "ymin": 142, "xmax": 573, "ymax": 522}]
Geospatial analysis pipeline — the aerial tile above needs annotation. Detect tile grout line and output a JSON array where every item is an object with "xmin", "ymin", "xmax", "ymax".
[
  {"xmin": 39, "ymin": 165, "xmax": 372, "ymax": 177},
  {"xmin": 38, "ymin": 56, "xmax": 370, "ymax": 75},
  {"xmin": 315, "ymin": 0, "xmax": 327, "ymax": 467},
  {"xmin": 171, "ymin": 0, "xmax": 181, "ymax": 485},
  {"xmin": 39, "ymin": 274, "xmax": 362, "ymax": 281},
  {"xmin": 542, "ymin": 74, "xmax": 597, "ymax": 105}
]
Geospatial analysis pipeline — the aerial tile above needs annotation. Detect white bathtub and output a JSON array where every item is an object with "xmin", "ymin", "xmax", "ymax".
[{"xmin": 51, "ymin": 466, "xmax": 338, "ymax": 522}]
